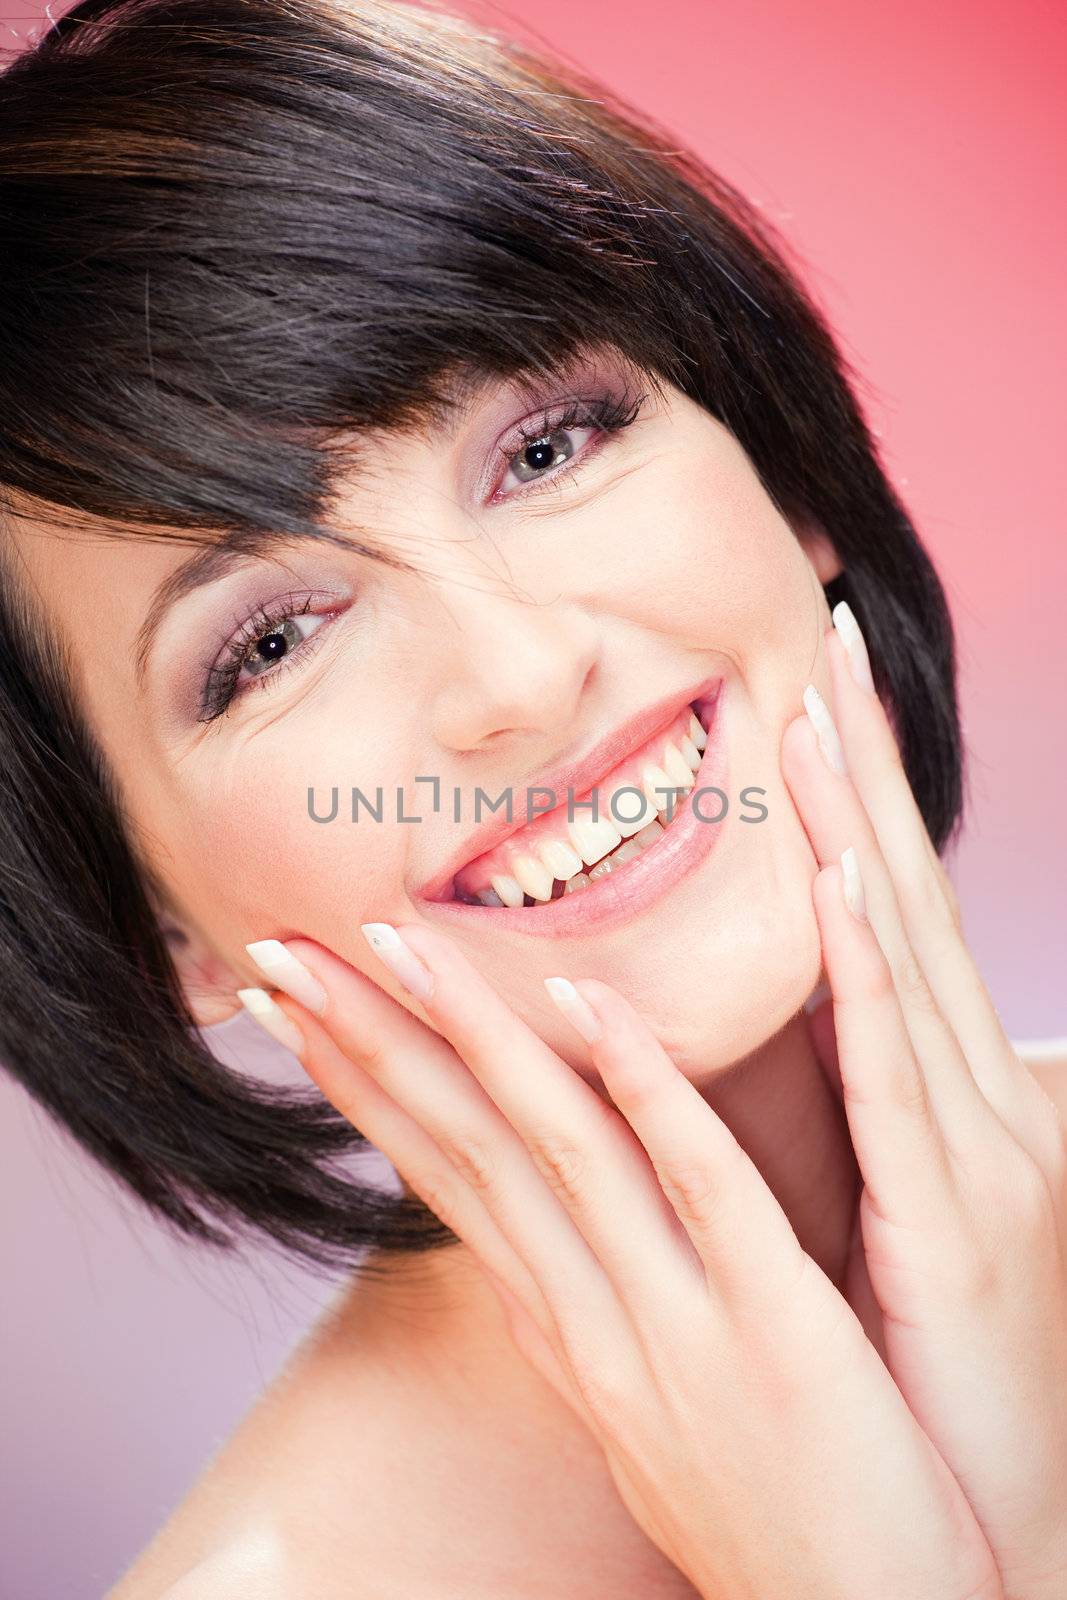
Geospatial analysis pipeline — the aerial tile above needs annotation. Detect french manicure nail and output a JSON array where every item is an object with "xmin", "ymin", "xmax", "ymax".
[
  {"xmin": 544, "ymin": 976, "xmax": 602, "ymax": 1043},
  {"xmin": 236, "ymin": 987, "xmax": 306, "ymax": 1055},
  {"xmin": 831, "ymin": 601, "xmax": 876, "ymax": 695},
  {"xmin": 802, "ymin": 683, "xmax": 848, "ymax": 776},
  {"xmin": 360, "ymin": 923, "xmax": 435, "ymax": 1003},
  {"xmin": 245, "ymin": 939, "xmax": 328, "ymax": 1014},
  {"xmin": 841, "ymin": 846, "xmax": 867, "ymax": 922}
]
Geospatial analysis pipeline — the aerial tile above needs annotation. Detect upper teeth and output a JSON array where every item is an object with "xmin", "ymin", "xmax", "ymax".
[
  {"xmin": 485, "ymin": 730, "xmax": 701, "ymax": 903},
  {"xmin": 569, "ymin": 814, "xmax": 623, "ymax": 869},
  {"xmin": 460, "ymin": 701, "xmax": 713, "ymax": 906},
  {"xmin": 489, "ymin": 872, "xmax": 525, "ymax": 908}
]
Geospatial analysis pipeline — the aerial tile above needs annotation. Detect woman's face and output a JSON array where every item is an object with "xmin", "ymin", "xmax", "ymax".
[{"xmin": 12, "ymin": 345, "xmax": 839, "ymax": 1081}]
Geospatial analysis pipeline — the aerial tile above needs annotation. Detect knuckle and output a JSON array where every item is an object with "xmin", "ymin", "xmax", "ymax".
[
  {"xmin": 659, "ymin": 1158, "xmax": 720, "ymax": 1227},
  {"xmin": 529, "ymin": 1133, "xmax": 592, "ymax": 1209},
  {"xmin": 1029, "ymin": 1087, "xmax": 1067, "ymax": 1185},
  {"xmin": 1006, "ymin": 1150, "xmax": 1057, "ymax": 1234},
  {"xmin": 608, "ymin": 1074, "xmax": 662, "ymax": 1120},
  {"xmin": 953, "ymin": 1152, "xmax": 1058, "ymax": 1286},
  {"xmin": 952, "ymin": 1242, "xmax": 1001, "ymax": 1306},
  {"xmin": 567, "ymin": 1347, "xmax": 636, "ymax": 1423},
  {"xmin": 874, "ymin": 729, "xmax": 907, "ymax": 784},
  {"xmin": 939, "ymin": 871, "xmax": 963, "ymax": 932},
  {"xmin": 412, "ymin": 1167, "xmax": 464, "ymax": 1234},
  {"xmin": 435, "ymin": 1129, "xmax": 500, "ymax": 1198},
  {"xmin": 893, "ymin": 834, "xmax": 965, "ymax": 948},
  {"xmin": 1046, "ymin": 1117, "xmax": 1067, "ymax": 1192},
  {"xmin": 925, "ymin": 836, "xmax": 964, "ymax": 930},
  {"xmin": 351, "ymin": 1032, "xmax": 390, "ymax": 1078},
  {"xmin": 899, "ymin": 861, "xmax": 953, "ymax": 932},
  {"xmin": 892, "ymin": 943, "xmax": 939, "ymax": 1015},
  {"xmin": 848, "ymin": 1051, "xmax": 929, "ymax": 1121}
]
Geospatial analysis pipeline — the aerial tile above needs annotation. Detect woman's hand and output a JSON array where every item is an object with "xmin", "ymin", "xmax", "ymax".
[
  {"xmin": 777, "ymin": 602, "xmax": 1067, "ymax": 1600},
  {"xmin": 243, "ymin": 903, "xmax": 1003, "ymax": 1582}
]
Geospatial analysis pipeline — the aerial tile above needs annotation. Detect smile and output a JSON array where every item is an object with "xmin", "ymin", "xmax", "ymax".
[
  {"xmin": 453, "ymin": 701, "xmax": 712, "ymax": 905},
  {"xmin": 416, "ymin": 677, "xmax": 729, "ymax": 936}
]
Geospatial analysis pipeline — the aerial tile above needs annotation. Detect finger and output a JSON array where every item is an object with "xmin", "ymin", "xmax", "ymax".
[
  {"xmin": 805, "ymin": 994, "xmax": 844, "ymax": 1107},
  {"xmin": 781, "ymin": 693, "xmax": 1002, "ymax": 1154},
  {"xmin": 257, "ymin": 933, "xmax": 663, "ymax": 1371},
  {"xmin": 811, "ymin": 855, "xmax": 956, "ymax": 1226},
  {"xmin": 545, "ymin": 974, "xmax": 811, "ymax": 1311},
  {"xmin": 240, "ymin": 974, "xmax": 562, "ymax": 1348},
  {"xmin": 823, "ymin": 608, "xmax": 1059, "ymax": 1160},
  {"xmin": 350, "ymin": 924, "xmax": 717, "ymax": 1325}
]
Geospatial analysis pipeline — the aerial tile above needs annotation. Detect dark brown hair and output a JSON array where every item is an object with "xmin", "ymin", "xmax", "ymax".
[{"xmin": 0, "ymin": 0, "xmax": 964, "ymax": 1279}]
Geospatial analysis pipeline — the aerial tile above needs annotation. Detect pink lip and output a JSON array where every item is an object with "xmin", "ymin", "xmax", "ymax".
[
  {"xmin": 413, "ymin": 677, "xmax": 729, "ymax": 937},
  {"xmin": 414, "ymin": 673, "xmax": 723, "ymax": 902}
]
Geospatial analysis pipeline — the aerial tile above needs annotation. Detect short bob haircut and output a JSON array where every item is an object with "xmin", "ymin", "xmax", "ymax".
[{"xmin": 0, "ymin": 0, "xmax": 964, "ymax": 1279}]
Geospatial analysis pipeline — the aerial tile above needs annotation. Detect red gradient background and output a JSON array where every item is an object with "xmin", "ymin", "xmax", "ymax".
[{"xmin": 0, "ymin": 2, "xmax": 1063, "ymax": 1594}]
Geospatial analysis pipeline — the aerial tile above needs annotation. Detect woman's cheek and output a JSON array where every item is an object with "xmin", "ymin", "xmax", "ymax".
[
  {"xmin": 152, "ymin": 736, "xmax": 407, "ymax": 965},
  {"xmin": 578, "ymin": 460, "xmax": 820, "ymax": 676}
]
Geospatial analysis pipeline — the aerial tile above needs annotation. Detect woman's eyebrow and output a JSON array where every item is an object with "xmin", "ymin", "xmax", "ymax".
[
  {"xmin": 130, "ymin": 355, "xmax": 616, "ymax": 686},
  {"xmin": 133, "ymin": 531, "xmax": 295, "ymax": 689}
]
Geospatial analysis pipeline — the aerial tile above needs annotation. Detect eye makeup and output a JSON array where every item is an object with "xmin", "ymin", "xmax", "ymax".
[
  {"xmin": 146, "ymin": 360, "xmax": 653, "ymax": 730},
  {"xmin": 485, "ymin": 385, "xmax": 648, "ymax": 503},
  {"xmin": 190, "ymin": 381, "xmax": 649, "ymax": 722},
  {"xmin": 198, "ymin": 588, "xmax": 350, "ymax": 723}
]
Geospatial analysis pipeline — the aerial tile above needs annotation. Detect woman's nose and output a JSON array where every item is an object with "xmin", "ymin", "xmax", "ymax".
[{"xmin": 427, "ymin": 588, "xmax": 600, "ymax": 755}]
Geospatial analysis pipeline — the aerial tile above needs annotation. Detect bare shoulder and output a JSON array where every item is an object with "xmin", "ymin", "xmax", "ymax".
[
  {"xmin": 103, "ymin": 1377, "xmax": 311, "ymax": 1599},
  {"xmin": 1014, "ymin": 1037, "xmax": 1067, "ymax": 1120},
  {"xmin": 108, "ymin": 1523, "xmax": 291, "ymax": 1600},
  {"xmin": 104, "ymin": 1287, "xmax": 416, "ymax": 1600}
]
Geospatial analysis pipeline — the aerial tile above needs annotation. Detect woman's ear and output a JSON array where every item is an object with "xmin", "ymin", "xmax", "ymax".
[
  {"xmin": 795, "ymin": 524, "xmax": 844, "ymax": 588},
  {"xmin": 157, "ymin": 912, "xmax": 246, "ymax": 1028}
]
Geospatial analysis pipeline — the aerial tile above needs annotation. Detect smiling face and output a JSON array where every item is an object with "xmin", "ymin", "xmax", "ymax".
[{"xmin": 8, "ymin": 343, "xmax": 841, "ymax": 1082}]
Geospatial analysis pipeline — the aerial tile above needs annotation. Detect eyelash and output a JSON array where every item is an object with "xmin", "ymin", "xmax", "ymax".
[
  {"xmin": 199, "ymin": 590, "xmax": 338, "ymax": 723},
  {"xmin": 198, "ymin": 386, "xmax": 648, "ymax": 723},
  {"xmin": 489, "ymin": 385, "xmax": 647, "ymax": 500}
]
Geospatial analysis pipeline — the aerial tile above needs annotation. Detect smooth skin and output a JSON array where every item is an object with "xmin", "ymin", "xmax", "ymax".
[{"xmin": 240, "ymin": 616, "xmax": 1067, "ymax": 1600}]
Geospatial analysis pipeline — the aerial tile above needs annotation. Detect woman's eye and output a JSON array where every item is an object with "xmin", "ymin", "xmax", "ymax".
[
  {"xmin": 491, "ymin": 388, "xmax": 648, "ymax": 503},
  {"xmin": 239, "ymin": 610, "xmax": 325, "ymax": 683},
  {"xmin": 200, "ymin": 596, "xmax": 340, "ymax": 723},
  {"xmin": 498, "ymin": 422, "xmax": 598, "ymax": 497}
]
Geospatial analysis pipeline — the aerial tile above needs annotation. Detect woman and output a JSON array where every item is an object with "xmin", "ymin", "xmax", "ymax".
[{"xmin": 1, "ymin": 0, "xmax": 1064, "ymax": 1594}]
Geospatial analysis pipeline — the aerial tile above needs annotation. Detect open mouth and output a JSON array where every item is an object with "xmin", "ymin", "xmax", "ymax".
[{"xmin": 438, "ymin": 688, "xmax": 721, "ymax": 909}]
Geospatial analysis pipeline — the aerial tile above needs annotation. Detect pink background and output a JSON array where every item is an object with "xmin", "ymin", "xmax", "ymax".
[{"xmin": 1, "ymin": 0, "xmax": 1064, "ymax": 1593}]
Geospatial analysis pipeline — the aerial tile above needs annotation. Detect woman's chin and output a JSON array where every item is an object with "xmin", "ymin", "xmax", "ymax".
[
  {"xmin": 531, "ymin": 895, "xmax": 824, "ymax": 1087},
  {"xmin": 633, "ymin": 836, "xmax": 826, "ymax": 1077},
  {"xmin": 657, "ymin": 964, "xmax": 819, "ymax": 1082}
]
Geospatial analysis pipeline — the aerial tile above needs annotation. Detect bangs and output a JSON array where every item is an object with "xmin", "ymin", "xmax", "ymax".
[{"xmin": 0, "ymin": 0, "xmax": 691, "ymax": 557}]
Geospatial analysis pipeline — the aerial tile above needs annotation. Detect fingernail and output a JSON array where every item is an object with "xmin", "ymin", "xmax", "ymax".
[
  {"xmin": 544, "ymin": 976, "xmax": 602, "ymax": 1043},
  {"xmin": 831, "ymin": 601, "xmax": 876, "ymax": 695},
  {"xmin": 245, "ymin": 939, "xmax": 328, "ymax": 1015},
  {"xmin": 236, "ymin": 987, "xmax": 306, "ymax": 1055},
  {"xmin": 802, "ymin": 683, "xmax": 848, "ymax": 776},
  {"xmin": 841, "ymin": 846, "xmax": 867, "ymax": 922},
  {"xmin": 360, "ymin": 923, "xmax": 434, "ymax": 1003}
]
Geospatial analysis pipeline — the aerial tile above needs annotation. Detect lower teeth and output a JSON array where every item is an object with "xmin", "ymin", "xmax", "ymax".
[{"xmin": 459, "ymin": 816, "xmax": 668, "ymax": 906}]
